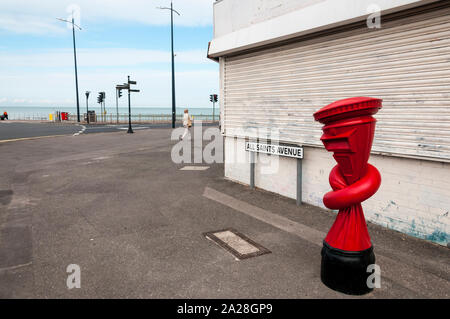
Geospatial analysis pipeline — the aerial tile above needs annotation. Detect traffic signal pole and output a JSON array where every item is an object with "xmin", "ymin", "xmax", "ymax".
[
  {"xmin": 85, "ymin": 91, "xmax": 90, "ymax": 124},
  {"xmin": 116, "ymin": 88, "xmax": 119, "ymax": 124},
  {"xmin": 127, "ymin": 76, "xmax": 133, "ymax": 134},
  {"xmin": 210, "ymin": 94, "xmax": 218, "ymax": 123},
  {"xmin": 102, "ymin": 93, "xmax": 105, "ymax": 122},
  {"xmin": 97, "ymin": 92, "xmax": 105, "ymax": 122}
]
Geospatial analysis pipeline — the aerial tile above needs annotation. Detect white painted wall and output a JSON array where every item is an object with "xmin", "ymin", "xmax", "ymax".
[
  {"xmin": 214, "ymin": 0, "xmax": 327, "ymax": 37},
  {"xmin": 210, "ymin": 0, "xmax": 439, "ymax": 56},
  {"xmin": 255, "ymin": 151, "xmax": 297, "ymax": 199},
  {"xmin": 224, "ymin": 137, "xmax": 251, "ymax": 184},
  {"xmin": 225, "ymin": 137, "xmax": 450, "ymax": 246}
]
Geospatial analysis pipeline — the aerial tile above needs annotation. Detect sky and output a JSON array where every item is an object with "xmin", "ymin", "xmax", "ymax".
[{"xmin": 0, "ymin": 0, "xmax": 218, "ymax": 109}]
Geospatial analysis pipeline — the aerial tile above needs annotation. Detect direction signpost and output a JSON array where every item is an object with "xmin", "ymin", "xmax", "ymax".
[{"xmin": 116, "ymin": 76, "xmax": 140, "ymax": 134}]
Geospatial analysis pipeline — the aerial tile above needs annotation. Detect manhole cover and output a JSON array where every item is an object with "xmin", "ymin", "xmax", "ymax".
[{"xmin": 204, "ymin": 228, "xmax": 271, "ymax": 260}]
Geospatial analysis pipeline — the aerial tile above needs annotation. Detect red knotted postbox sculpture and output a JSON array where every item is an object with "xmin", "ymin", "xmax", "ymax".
[{"xmin": 313, "ymin": 97, "xmax": 382, "ymax": 295}]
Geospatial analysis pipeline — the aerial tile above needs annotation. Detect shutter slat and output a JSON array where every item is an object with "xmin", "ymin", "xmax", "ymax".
[{"xmin": 223, "ymin": 8, "xmax": 450, "ymax": 162}]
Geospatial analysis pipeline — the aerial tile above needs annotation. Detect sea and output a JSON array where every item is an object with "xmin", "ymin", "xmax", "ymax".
[{"xmin": 1, "ymin": 106, "xmax": 218, "ymax": 120}]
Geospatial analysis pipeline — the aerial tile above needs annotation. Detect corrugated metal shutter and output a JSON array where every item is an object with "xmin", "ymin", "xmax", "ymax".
[{"xmin": 223, "ymin": 6, "xmax": 450, "ymax": 162}]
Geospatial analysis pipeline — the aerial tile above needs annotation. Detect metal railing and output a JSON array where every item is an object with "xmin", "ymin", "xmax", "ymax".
[
  {"xmin": 7, "ymin": 113, "xmax": 49, "ymax": 121},
  {"xmin": 69, "ymin": 113, "xmax": 218, "ymax": 124},
  {"xmin": 5, "ymin": 113, "xmax": 218, "ymax": 123}
]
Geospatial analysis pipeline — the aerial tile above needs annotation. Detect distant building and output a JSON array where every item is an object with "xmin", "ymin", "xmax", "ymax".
[{"xmin": 209, "ymin": 0, "xmax": 450, "ymax": 246}]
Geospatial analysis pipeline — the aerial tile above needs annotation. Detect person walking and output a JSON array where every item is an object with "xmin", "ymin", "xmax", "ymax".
[{"xmin": 181, "ymin": 109, "xmax": 192, "ymax": 140}]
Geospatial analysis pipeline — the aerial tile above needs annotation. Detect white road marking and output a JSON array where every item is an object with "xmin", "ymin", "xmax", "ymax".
[
  {"xmin": 180, "ymin": 166, "xmax": 210, "ymax": 171},
  {"xmin": 92, "ymin": 156, "xmax": 111, "ymax": 161},
  {"xmin": 202, "ymin": 187, "xmax": 449, "ymax": 298},
  {"xmin": 0, "ymin": 134, "xmax": 69, "ymax": 143},
  {"xmin": 0, "ymin": 262, "xmax": 33, "ymax": 274},
  {"xmin": 117, "ymin": 127, "xmax": 149, "ymax": 130},
  {"xmin": 73, "ymin": 125, "xmax": 86, "ymax": 136},
  {"xmin": 83, "ymin": 126, "xmax": 114, "ymax": 130}
]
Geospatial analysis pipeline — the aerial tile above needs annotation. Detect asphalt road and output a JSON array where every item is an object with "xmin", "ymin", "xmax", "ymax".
[
  {"xmin": 82, "ymin": 123, "xmax": 190, "ymax": 134},
  {"xmin": 0, "ymin": 127, "xmax": 448, "ymax": 298},
  {"xmin": 0, "ymin": 121, "xmax": 217, "ymax": 141},
  {"xmin": 0, "ymin": 122, "xmax": 81, "ymax": 141}
]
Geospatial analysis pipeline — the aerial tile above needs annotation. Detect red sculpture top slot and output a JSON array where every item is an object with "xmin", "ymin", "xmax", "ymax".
[{"xmin": 313, "ymin": 97, "xmax": 382, "ymax": 124}]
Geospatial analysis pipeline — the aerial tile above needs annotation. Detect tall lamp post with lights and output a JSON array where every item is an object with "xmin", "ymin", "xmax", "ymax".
[
  {"xmin": 157, "ymin": 1, "xmax": 180, "ymax": 129},
  {"xmin": 57, "ymin": 13, "xmax": 82, "ymax": 122}
]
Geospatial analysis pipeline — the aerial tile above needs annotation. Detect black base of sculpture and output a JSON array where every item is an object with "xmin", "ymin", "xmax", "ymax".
[{"xmin": 321, "ymin": 241, "xmax": 375, "ymax": 295}]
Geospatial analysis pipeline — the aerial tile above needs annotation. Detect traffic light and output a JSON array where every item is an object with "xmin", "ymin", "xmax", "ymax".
[
  {"xmin": 213, "ymin": 94, "xmax": 218, "ymax": 103},
  {"xmin": 118, "ymin": 89, "xmax": 122, "ymax": 98},
  {"xmin": 209, "ymin": 94, "xmax": 213, "ymax": 102},
  {"xmin": 97, "ymin": 92, "xmax": 105, "ymax": 104}
]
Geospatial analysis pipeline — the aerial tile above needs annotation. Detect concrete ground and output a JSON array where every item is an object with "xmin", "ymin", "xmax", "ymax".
[{"xmin": 0, "ymin": 127, "xmax": 448, "ymax": 298}]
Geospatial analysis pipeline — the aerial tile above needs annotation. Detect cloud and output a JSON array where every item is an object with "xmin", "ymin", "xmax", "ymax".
[
  {"xmin": 0, "ymin": 48, "xmax": 212, "ymax": 68},
  {"xmin": 0, "ymin": 1, "xmax": 218, "ymax": 107},
  {"xmin": 0, "ymin": 68, "xmax": 219, "ymax": 108},
  {"xmin": 0, "ymin": 14, "xmax": 66, "ymax": 35},
  {"xmin": 0, "ymin": 0, "xmax": 214, "ymax": 34},
  {"xmin": 0, "ymin": 48, "xmax": 219, "ymax": 108}
]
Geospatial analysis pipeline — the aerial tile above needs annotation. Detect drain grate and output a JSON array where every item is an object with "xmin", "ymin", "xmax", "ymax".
[{"xmin": 204, "ymin": 228, "xmax": 271, "ymax": 260}]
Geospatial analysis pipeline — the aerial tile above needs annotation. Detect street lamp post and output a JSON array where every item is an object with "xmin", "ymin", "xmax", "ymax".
[
  {"xmin": 85, "ymin": 91, "xmax": 90, "ymax": 124},
  {"xmin": 57, "ymin": 14, "xmax": 82, "ymax": 122},
  {"xmin": 157, "ymin": 1, "xmax": 180, "ymax": 129}
]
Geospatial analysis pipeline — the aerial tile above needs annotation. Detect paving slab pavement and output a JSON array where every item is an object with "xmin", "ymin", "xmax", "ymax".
[{"xmin": 0, "ymin": 127, "xmax": 448, "ymax": 298}]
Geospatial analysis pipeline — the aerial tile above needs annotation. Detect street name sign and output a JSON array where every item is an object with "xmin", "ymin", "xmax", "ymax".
[{"xmin": 245, "ymin": 142, "xmax": 303, "ymax": 159}]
